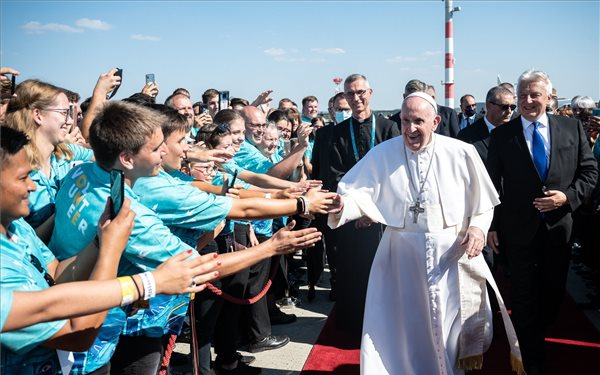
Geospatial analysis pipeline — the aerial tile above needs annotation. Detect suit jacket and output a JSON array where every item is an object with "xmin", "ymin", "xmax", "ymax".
[
  {"xmin": 458, "ymin": 112, "xmax": 483, "ymax": 128},
  {"xmin": 311, "ymin": 124, "xmax": 336, "ymax": 191},
  {"xmin": 457, "ymin": 117, "xmax": 492, "ymax": 162},
  {"xmin": 486, "ymin": 114, "xmax": 598, "ymax": 247},
  {"xmin": 330, "ymin": 114, "xmax": 400, "ymax": 192},
  {"xmin": 389, "ymin": 104, "xmax": 460, "ymax": 138}
]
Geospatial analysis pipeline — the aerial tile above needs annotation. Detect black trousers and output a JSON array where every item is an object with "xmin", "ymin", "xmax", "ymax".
[
  {"xmin": 306, "ymin": 213, "xmax": 338, "ymax": 286},
  {"xmin": 214, "ymin": 224, "xmax": 270, "ymax": 364},
  {"xmin": 110, "ymin": 335, "xmax": 165, "ymax": 375},
  {"xmin": 505, "ymin": 223, "xmax": 570, "ymax": 371},
  {"xmin": 334, "ymin": 221, "xmax": 383, "ymax": 337}
]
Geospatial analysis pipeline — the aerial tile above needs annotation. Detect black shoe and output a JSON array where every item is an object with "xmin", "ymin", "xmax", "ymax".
[
  {"xmin": 329, "ymin": 287, "xmax": 336, "ymax": 301},
  {"xmin": 215, "ymin": 361, "xmax": 261, "ymax": 375},
  {"xmin": 248, "ymin": 335, "xmax": 290, "ymax": 353},
  {"xmin": 307, "ymin": 285, "xmax": 316, "ymax": 302},
  {"xmin": 269, "ymin": 308, "xmax": 297, "ymax": 325},
  {"xmin": 216, "ymin": 352, "xmax": 256, "ymax": 367}
]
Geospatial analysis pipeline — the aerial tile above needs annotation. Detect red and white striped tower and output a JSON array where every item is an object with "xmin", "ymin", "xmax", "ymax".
[{"xmin": 444, "ymin": 0, "xmax": 460, "ymax": 109}]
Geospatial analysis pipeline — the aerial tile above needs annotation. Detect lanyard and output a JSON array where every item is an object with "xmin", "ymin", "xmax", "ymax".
[{"xmin": 349, "ymin": 114, "xmax": 376, "ymax": 162}]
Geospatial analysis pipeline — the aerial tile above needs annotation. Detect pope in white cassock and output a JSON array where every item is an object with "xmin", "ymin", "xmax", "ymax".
[{"xmin": 328, "ymin": 92, "xmax": 523, "ymax": 375}]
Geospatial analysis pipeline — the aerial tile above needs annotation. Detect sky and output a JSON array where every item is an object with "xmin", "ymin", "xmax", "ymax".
[{"xmin": 1, "ymin": 0, "xmax": 599, "ymax": 111}]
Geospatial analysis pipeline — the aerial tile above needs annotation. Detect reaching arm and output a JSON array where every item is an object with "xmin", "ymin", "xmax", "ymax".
[
  {"xmin": 3, "ymin": 251, "xmax": 221, "ymax": 333},
  {"xmin": 81, "ymin": 69, "xmax": 121, "ymax": 140}
]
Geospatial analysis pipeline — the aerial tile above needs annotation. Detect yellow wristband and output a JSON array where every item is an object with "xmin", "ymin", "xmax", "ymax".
[{"xmin": 117, "ymin": 276, "xmax": 137, "ymax": 306}]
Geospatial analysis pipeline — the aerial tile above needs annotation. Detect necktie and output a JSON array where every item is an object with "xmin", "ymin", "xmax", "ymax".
[{"xmin": 531, "ymin": 122, "xmax": 548, "ymax": 181}]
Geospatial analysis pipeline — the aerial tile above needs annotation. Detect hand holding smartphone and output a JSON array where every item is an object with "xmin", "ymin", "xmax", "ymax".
[
  {"xmin": 107, "ymin": 68, "xmax": 123, "ymax": 99},
  {"xmin": 110, "ymin": 169, "xmax": 125, "ymax": 219}
]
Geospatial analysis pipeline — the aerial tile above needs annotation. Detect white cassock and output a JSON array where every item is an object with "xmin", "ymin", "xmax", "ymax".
[{"xmin": 329, "ymin": 134, "xmax": 522, "ymax": 375}]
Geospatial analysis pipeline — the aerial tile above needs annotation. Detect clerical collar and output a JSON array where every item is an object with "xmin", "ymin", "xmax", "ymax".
[{"xmin": 352, "ymin": 112, "xmax": 373, "ymax": 124}]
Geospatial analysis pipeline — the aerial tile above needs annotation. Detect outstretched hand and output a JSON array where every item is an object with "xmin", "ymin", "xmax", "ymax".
[
  {"xmin": 461, "ymin": 226, "xmax": 485, "ymax": 259},
  {"xmin": 305, "ymin": 189, "xmax": 338, "ymax": 215},
  {"xmin": 269, "ymin": 220, "xmax": 322, "ymax": 255},
  {"xmin": 153, "ymin": 251, "xmax": 221, "ymax": 294}
]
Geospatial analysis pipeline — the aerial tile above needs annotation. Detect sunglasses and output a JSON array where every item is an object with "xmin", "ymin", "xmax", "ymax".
[
  {"xmin": 489, "ymin": 102, "xmax": 517, "ymax": 111},
  {"xmin": 30, "ymin": 254, "xmax": 56, "ymax": 286}
]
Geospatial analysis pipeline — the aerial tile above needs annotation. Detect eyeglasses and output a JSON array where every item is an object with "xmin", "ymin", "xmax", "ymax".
[
  {"xmin": 43, "ymin": 105, "xmax": 74, "ymax": 122},
  {"xmin": 344, "ymin": 89, "xmax": 370, "ymax": 99},
  {"xmin": 248, "ymin": 123, "xmax": 267, "ymax": 129},
  {"xmin": 191, "ymin": 165, "xmax": 215, "ymax": 174},
  {"xmin": 29, "ymin": 254, "xmax": 56, "ymax": 286},
  {"xmin": 489, "ymin": 102, "xmax": 517, "ymax": 111}
]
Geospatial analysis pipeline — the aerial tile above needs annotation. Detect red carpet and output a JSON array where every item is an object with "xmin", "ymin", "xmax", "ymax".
[
  {"xmin": 302, "ymin": 279, "xmax": 600, "ymax": 374},
  {"xmin": 301, "ymin": 307, "xmax": 360, "ymax": 375}
]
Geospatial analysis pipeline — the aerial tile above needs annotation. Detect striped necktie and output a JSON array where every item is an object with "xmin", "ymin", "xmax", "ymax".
[{"xmin": 531, "ymin": 121, "xmax": 548, "ymax": 181}]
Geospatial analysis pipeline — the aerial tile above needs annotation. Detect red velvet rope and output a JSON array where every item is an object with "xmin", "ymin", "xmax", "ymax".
[
  {"xmin": 205, "ymin": 255, "xmax": 280, "ymax": 305},
  {"xmin": 157, "ymin": 334, "xmax": 178, "ymax": 375}
]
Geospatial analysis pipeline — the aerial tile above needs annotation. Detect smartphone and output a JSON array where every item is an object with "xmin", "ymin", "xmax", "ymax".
[
  {"xmin": 110, "ymin": 169, "xmax": 125, "ymax": 219},
  {"xmin": 229, "ymin": 170, "xmax": 238, "ymax": 188},
  {"xmin": 202, "ymin": 104, "xmax": 210, "ymax": 115},
  {"xmin": 592, "ymin": 108, "xmax": 600, "ymax": 116},
  {"xmin": 10, "ymin": 74, "xmax": 16, "ymax": 95},
  {"xmin": 107, "ymin": 68, "xmax": 123, "ymax": 99},
  {"xmin": 219, "ymin": 90, "xmax": 230, "ymax": 111},
  {"xmin": 145, "ymin": 73, "xmax": 155, "ymax": 84}
]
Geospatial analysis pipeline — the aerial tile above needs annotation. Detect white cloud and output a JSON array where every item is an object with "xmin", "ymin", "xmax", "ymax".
[
  {"xmin": 131, "ymin": 34, "xmax": 160, "ymax": 42},
  {"xmin": 423, "ymin": 50, "xmax": 442, "ymax": 57},
  {"xmin": 75, "ymin": 18, "xmax": 111, "ymax": 30},
  {"xmin": 385, "ymin": 55, "xmax": 417, "ymax": 64},
  {"xmin": 22, "ymin": 21, "xmax": 82, "ymax": 33},
  {"xmin": 311, "ymin": 47, "xmax": 345, "ymax": 55},
  {"xmin": 264, "ymin": 48, "xmax": 286, "ymax": 56}
]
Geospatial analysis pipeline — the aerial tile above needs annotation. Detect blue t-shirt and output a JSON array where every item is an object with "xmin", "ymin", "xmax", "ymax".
[
  {"xmin": 26, "ymin": 144, "xmax": 94, "ymax": 228},
  {"xmin": 0, "ymin": 219, "xmax": 63, "ymax": 375},
  {"xmin": 134, "ymin": 170, "xmax": 232, "ymax": 248},
  {"xmin": 49, "ymin": 163, "xmax": 193, "ymax": 374},
  {"xmin": 234, "ymin": 142, "xmax": 283, "ymax": 237},
  {"xmin": 233, "ymin": 141, "xmax": 274, "ymax": 174}
]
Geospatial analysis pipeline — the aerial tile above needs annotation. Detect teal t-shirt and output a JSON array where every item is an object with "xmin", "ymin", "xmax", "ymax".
[
  {"xmin": 49, "ymin": 163, "xmax": 193, "ymax": 374},
  {"xmin": 26, "ymin": 144, "xmax": 94, "ymax": 228},
  {"xmin": 134, "ymin": 170, "xmax": 232, "ymax": 248},
  {"xmin": 0, "ymin": 219, "xmax": 64, "ymax": 375},
  {"xmin": 233, "ymin": 140, "xmax": 274, "ymax": 174}
]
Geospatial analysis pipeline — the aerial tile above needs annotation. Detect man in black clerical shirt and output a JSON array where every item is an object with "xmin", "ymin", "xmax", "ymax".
[{"xmin": 329, "ymin": 74, "xmax": 400, "ymax": 336}]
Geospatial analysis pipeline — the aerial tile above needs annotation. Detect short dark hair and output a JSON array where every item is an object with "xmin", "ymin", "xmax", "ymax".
[
  {"xmin": 1, "ymin": 125, "xmax": 30, "ymax": 168},
  {"xmin": 202, "ymin": 89, "xmax": 220, "ymax": 104},
  {"xmin": 89, "ymin": 101, "xmax": 166, "ymax": 169},
  {"xmin": 460, "ymin": 94, "xmax": 475, "ymax": 105},
  {"xmin": 230, "ymin": 97, "xmax": 249, "ymax": 108},
  {"xmin": 162, "ymin": 109, "xmax": 191, "ymax": 139},
  {"xmin": 302, "ymin": 95, "xmax": 318, "ymax": 107}
]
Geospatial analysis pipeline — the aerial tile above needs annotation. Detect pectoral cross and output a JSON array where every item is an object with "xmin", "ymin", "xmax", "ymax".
[{"xmin": 409, "ymin": 200, "xmax": 425, "ymax": 223}]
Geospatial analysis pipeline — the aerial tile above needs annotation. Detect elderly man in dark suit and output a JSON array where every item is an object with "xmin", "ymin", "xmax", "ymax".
[
  {"xmin": 486, "ymin": 69, "xmax": 598, "ymax": 375},
  {"xmin": 390, "ymin": 80, "xmax": 460, "ymax": 138}
]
